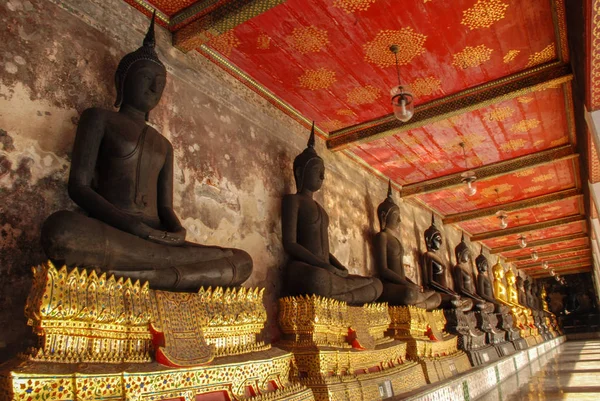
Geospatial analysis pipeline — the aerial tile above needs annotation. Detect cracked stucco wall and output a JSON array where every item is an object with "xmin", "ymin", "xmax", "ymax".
[{"xmin": 0, "ymin": 0, "xmax": 501, "ymax": 360}]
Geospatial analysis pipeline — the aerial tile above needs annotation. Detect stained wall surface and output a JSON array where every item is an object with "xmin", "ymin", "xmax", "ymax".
[{"xmin": 0, "ymin": 0, "xmax": 499, "ymax": 361}]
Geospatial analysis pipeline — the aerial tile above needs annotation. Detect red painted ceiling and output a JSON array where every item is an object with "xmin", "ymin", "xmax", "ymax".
[
  {"xmin": 505, "ymin": 237, "xmax": 589, "ymax": 259},
  {"xmin": 481, "ymin": 220, "xmax": 587, "ymax": 249},
  {"xmin": 516, "ymin": 249, "xmax": 591, "ymax": 268}
]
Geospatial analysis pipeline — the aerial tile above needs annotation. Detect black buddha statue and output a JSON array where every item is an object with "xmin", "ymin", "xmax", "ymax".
[
  {"xmin": 374, "ymin": 182, "xmax": 441, "ymax": 310},
  {"xmin": 281, "ymin": 124, "xmax": 382, "ymax": 305},
  {"xmin": 421, "ymin": 215, "xmax": 472, "ymax": 311},
  {"xmin": 525, "ymin": 279, "xmax": 539, "ymax": 311},
  {"xmin": 41, "ymin": 14, "xmax": 252, "ymax": 291},
  {"xmin": 453, "ymin": 235, "xmax": 492, "ymax": 312},
  {"xmin": 516, "ymin": 276, "xmax": 529, "ymax": 308},
  {"xmin": 475, "ymin": 247, "xmax": 507, "ymax": 313}
]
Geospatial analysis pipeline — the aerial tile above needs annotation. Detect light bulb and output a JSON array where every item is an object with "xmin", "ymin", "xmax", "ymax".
[
  {"xmin": 555, "ymin": 275, "xmax": 560, "ymax": 282},
  {"xmin": 519, "ymin": 236, "xmax": 527, "ymax": 249},
  {"xmin": 500, "ymin": 217, "xmax": 508, "ymax": 229},
  {"xmin": 542, "ymin": 261, "xmax": 548, "ymax": 269},
  {"xmin": 531, "ymin": 251, "xmax": 539, "ymax": 261},
  {"xmin": 550, "ymin": 269, "xmax": 555, "ymax": 276},
  {"xmin": 466, "ymin": 180, "xmax": 477, "ymax": 196},
  {"xmin": 391, "ymin": 86, "xmax": 414, "ymax": 122}
]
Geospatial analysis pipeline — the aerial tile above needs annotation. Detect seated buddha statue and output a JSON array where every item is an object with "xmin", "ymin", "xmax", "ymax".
[
  {"xmin": 505, "ymin": 269, "xmax": 520, "ymax": 307},
  {"xmin": 41, "ymin": 15, "xmax": 252, "ymax": 291},
  {"xmin": 281, "ymin": 125, "xmax": 382, "ymax": 305},
  {"xmin": 374, "ymin": 182, "xmax": 441, "ymax": 310},
  {"xmin": 525, "ymin": 279, "xmax": 540, "ymax": 311},
  {"xmin": 476, "ymin": 248, "xmax": 507, "ymax": 313},
  {"xmin": 491, "ymin": 260, "xmax": 510, "ymax": 306},
  {"xmin": 453, "ymin": 234, "xmax": 491, "ymax": 312},
  {"xmin": 421, "ymin": 215, "xmax": 472, "ymax": 311},
  {"xmin": 516, "ymin": 276, "xmax": 529, "ymax": 308}
]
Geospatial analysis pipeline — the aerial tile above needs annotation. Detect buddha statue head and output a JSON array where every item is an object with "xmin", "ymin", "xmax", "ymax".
[
  {"xmin": 476, "ymin": 246, "xmax": 489, "ymax": 274},
  {"xmin": 454, "ymin": 232, "xmax": 471, "ymax": 264},
  {"xmin": 492, "ymin": 259, "xmax": 505, "ymax": 281},
  {"xmin": 114, "ymin": 11, "xmax": 166, "ymax": 117},
  {"xmin": 377, "ymin": 181, "xmax": 400, "ymax": 231},
  {"xmin": 516, "ymin": 275, "xmax": 524, "ymax": 291},
  {"xmin": 505, "ymin": 268, "xmax": 516, "ymax": 286},
  {"xmin": 293, "ymin": 122, "xmax": 324, "ymax": 193},
  {"xmin": 424, "ymin": 214, "xmax": 442, "ymax": 252}
]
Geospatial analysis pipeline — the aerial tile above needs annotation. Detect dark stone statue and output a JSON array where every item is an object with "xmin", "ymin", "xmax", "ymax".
[
  {"xmin": 421, "ymin": 215, "xmax": 472, "ymax": 311},
  {"xmin": 516, "ymin": 276, "xmax": 529, "ymax": 308},
  {"xmin": 475, "ymin": 248, "xmax": 507, "ymax": 313},
  {"xmin": 453, "ymin": 236, "xmax": 492, "ymax": 312},
  {"xmin": 525, "ymin": 279, "xmax": 539, "ymax": 310},
  {"xmin": 41, "ymin": 14, "xmax": 252, "ymax": 291},
  {"xmin": 281, "ymin": 124, "xmax": 382, "ymax": 305},
  {"xmin": 374, "ymin": 182, "xmax": 441, "ymax": 310}
]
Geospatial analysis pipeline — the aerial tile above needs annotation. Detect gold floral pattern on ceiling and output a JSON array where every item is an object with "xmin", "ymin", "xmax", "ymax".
[
  {"xmin": 333, "ymin": 0, "xmax": 378, "ymax": 13},
  {"xmin": 517, "ymin": 96, "xmax": 534, "ymax": 104},
  {"xmin": 484, "ymin": 106, "xmax": 514, "ymax": 122},
  {"xmin": 550, "ymin": 137, "xmax": 569, "ymax": 147},
  {"xmin": 515, "ymin": 169, "xmax": 536, "ymax": 177},
  {"xmin": 531, "ymin": 173, "xmax": 556, "ymax": 183},
  {"xmin": 523, "ymin": 185, "xmax": 545, "ymax": 194},
  {"xmin": 495, "ymin": 195, "xmax": 515, "ymax": 203},
  {"xmin": 533, "ymin": 139, "xmax": 545, "ymax": 147},
  {"xmin": 461, "ymin": 0, "xmax": 509, "ymax": 30},
  {"xmin": 363, "ymin": 28, "xmax": 427, "ymax": 68},
  {"xmin": 510, "ymin": 119, "xmax": 540, "ymax": 133},
  {"xmin": 346, "ymin": 85, "xmax": 382, "ymax": 105},
  {"xmin": 290, "ymin": 26, "xmax": 328, "ymax": 54},
  {"xmin": 321, "ymin": 119, "xmax": 344, "ymax": 131},
  {"xmin": 410, "ymin": 76, "xmax": 442, "ymax": 97},
  {"xmin": 209, "ymin": 31, "xmax": 241, "ymax": 57},
  {"xmin": 526, "ymin": 43, "xmax": 556, "ymax": 68},
  {"xmin": 503, "ymin": 50, "xmax": 520, "ymax": 63},
  {"xmin": 257, "ymin": 33, "xmax": 271, "ymax": 50},
  {"xmin": 446, "ymin": 133, "xmax": 486, "ymax": 151},
  {"xmin": 452, "ymin": 44, "xmax": 493, "ymax": 69},
  {"xmin": 481, "ymin": 183, "xmax": 513, "ymax": 197},
  {"xmin": 298, "ymin": 68, "xmax": 337, "ymax": 90},
  {"xmin": 500, "ymin": 138, "xmax": 528, "ymax": 151},
  {"xmin": 336, "ymin": 109, "xmax": 355, "ymax": 116}
]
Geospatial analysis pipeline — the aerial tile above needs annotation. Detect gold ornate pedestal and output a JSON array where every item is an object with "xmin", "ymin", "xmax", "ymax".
[
  {"xmin": 386, "ymin": 306, "xmax": 471, "ymax": 383},
  {"xmin": 0, "ymin": 262, "xmax": 314, "ymax": 401},
  {"xmin": 278, "ymin": 296, "xmax": 427, "ymax": 401}
]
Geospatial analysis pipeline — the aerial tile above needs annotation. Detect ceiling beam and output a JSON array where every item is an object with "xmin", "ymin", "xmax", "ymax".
[
  {"xmin": 326, "ymin": 62, "xmax": 572, "ymax": 151},
  {"xmin": 518, "ymin": 255, "xmax": 592, "ymax": 269},
  {"xmin": 530, "ymin": 264, "xmax": 592, "ymax": 278},
  {"xmin": 173, "ymin": 0, "xmax": 285, "ymax": 52},
  {"xmin": 400, "ymin": 146, "xmax": 577, "ymax": 198},
  {"xmin": 443, "ymin": 190, "xmax": 582, "ymax": 224},
  {"xmin": 506, "ymin": 245, "xmax": 590, "ymax": 262},
  {"xmin": 490, "ymin": 233, "xmax": 588, "ymax": 254},
  {"xmin": 470, "ymin": 215, "xmax": 586, "ymax": 242}
]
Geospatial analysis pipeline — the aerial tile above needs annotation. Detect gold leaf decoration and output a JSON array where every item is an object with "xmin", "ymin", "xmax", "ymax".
[
  {"xmin": 500, "ymin": 138, "xmax": 528, "ymax": 151},
  {"xmin": 550, "ymin": 137, "xmax": 569, "ymax": 147},
  {"xmin": 452, "ymin": 44, "xmax": 493, "ymax": 69},
  {"xmin": 461, "ymin": 0, "xmax": 509, "ymax": 30},
  {"xmin": 503, "ymin": 50, "xmax": 520, "ymax": 63},
  {"xmin": 298, "ymin": 68, "xmax": 337, "ymax": 90},
  {"xmin": 517, "ymin": 96, "xmax": 534, "ymax": 104},
  {"xmin": 484, "ymin": 106, "xmax": 514, "ymax": 122},
  {"xmin": 336, "ymin": 109, "xmax": 355, "ymax": 116},
  {"xmin": 532, "ymin": 173, "xmax": 556, "ymax": 183},
  {"xmin": 533, "ymin": 139, "xmax": 545, "ymax": 147},
  {"xmin": 496, "ymin": 195, "xmax": 514, "ymax": 203},
  {"xmin": 290, "ymin": 26, "xmax": 328, "ymax": 54},
  {"xmin": 209, "ymin": 31, "xmax": 241, "ymax": 57},
  {"xmin": 515, "ymin": 169, "xmax": 536, "ymax": 177},
  {"xmin": 510, "ymin": 119, "xmax": 540, "ymax": 133},
  {"xmin": 410, "ymin": 76, "xmax": 442, "ymax": 97},
  {"xmin": 364, "ymin": 28, "xmax": 427, "ymax": 68},
  {"xmin": 346, "ymin": 85, "xmax": 382, "ymax": 105},
  {"xmin": 333, "ymin": 0, "xmax": 377, "ymax": 13},
  {"xmin": 523, "ymin": 185, "xmax": 544, "ymax": 194},
  {"xmin": 526, "ymin": 44, "xmax": 556, "ymax": 68},
  {"xmin": 256, "ymin": 33, "xmax": 271, "ymax": 50},
  {"xmin": 321, "ymin": 119, "xmax": 344, "ymax": 131},
  {"xmin": 481, "ymin": 183, "xmax": 513, "ymax": 197}
]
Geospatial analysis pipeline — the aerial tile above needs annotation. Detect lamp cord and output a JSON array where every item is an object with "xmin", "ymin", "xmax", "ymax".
[{"xmin": 394, "ymin": 52, "xmax": 401, "ymax": 86}]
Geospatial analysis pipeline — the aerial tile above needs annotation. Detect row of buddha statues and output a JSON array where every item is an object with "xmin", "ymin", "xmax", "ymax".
[{"xmin": 39, "ymin": 13, "xmax": 553, "ymax": 336}]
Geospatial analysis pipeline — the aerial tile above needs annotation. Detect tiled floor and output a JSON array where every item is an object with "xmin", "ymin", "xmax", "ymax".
[{"xmin": 475, "ymin": 340, "xmax": 600, "ymax": 401}]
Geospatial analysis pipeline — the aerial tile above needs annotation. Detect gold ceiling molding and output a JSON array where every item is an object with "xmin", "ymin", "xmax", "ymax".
[
  {"xmin": 490, "ymin": 232, "xmax": 587, "ymax": 254},
  {"xmin": 410, "ymin": 76, "xmax": 443, "ymax": 97},
  {"xmin": 526, "ymin": 44, "xmax": 556, "ymax": 68},
  {"xmin": 333, "ymin": 0, "xmax": 378, "ymax": 13},
  {"xmin": 589, "ymin": 0, "xmax": 600, "ymax": 109},
  {"xmin": 298, "ymin": 67, "xmax": 337, "ymax": 90},
  {"xmin": 452, "ymin": 44, "xmax": 494, "ymax": 69},
  {"xmin": 208, "ymin": 31, "xmax": 241, "ymax": 57},
  {"xmin": 471, "ymin": 215, "xmax": 585, "ymax": 242},
  {"xmin": 327, "ymin": 62, "xmax": 572, "ymax": 151},
  {"xmin": 461, "ymin": 0, "xmax": 509, "ymax": 30},
  {"xmin": 510, "ymin": 119, "xmax": 540, "ymax": 133},
  {"xmin": 346, "ymin": 85, "xmax": 382, "ymax": 105},
  {"xmin": 256, "ymin": 33, "xmax": 271, "ymax": 49},
  {"xmin": 503, "ymin": 50, "xmax": 521, "ymax": 64},
  {"xmin": 484, "ymin": 106, "xmax": 514, "ymax": 122},
  {"xmin": 500, "ymin": 138, "xmax": 528, "ymax": 152},
  {"xmin": 290, "ymin": 25, "xmax": 329, "ymax": 54},
  {"xmin": 363, "ymin": 28, "xmax": 427, "ymax": 68}
]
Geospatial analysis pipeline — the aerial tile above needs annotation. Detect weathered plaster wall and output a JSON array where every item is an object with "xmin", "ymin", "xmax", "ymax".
[{"xmin": 0, "ymin": 0, "xmax": 509, "ymax": 361}]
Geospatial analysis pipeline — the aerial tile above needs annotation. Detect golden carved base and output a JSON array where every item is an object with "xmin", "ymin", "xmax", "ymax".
[
  {"xmin": 385, "ymin": 306, "xmax": 469, "ymax": 383},
  {"xmin": 0, "ymin": 348, "xmax": 314, "ymax": 401}
]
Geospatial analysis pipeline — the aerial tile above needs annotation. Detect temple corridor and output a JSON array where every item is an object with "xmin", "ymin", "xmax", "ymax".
[{"xmin": 474, "ymin": 340, "xmax": 600, "ymax": 401}]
